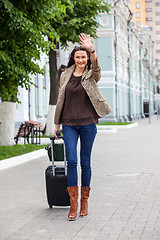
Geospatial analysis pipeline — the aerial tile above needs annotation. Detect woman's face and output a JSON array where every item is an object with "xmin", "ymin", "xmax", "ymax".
[{"xmin": 74, "ymin": 50, "xmax": 89, "ymax": 70}]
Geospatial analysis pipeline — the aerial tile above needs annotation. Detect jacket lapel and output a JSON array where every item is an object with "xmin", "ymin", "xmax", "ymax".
[
  {"xmin": 82, "ymin": 67, "xmax": 92, "ymax": 81},
  {"xmin": 62, "ymin": 65, "xmax": 75, "ymax": 87},
  {"xmin": 62, "ymin": 64, "xmax": 91, "ymax": 84}
]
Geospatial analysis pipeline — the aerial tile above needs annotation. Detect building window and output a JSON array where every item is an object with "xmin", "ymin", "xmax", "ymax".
[
  {"xmin": 156, "ymin": 12, "xmax": 160, "ymax": 16},
  {"xmin": 43, "ymin": 66, "xmax": 47, "ymax": 116},
  {"xmin": 146, "ymin": 18, "xmax": 152, "ymax": 21},
  {"xmin": 157, "ymin": 50, "xmax": 160, "ymax": 53},
  {"xmin": 156, "ymin": 2, "xmax": 160, "ymax": 6},
  {"xmin": 146, "ymin": 8, "xmax": 152, "ymax": 12},
  {"xmin": 156, "ymin": 21, "xmax": 160, "ymax": 25},
  {"xmin": 35, "ymin": 75, "xmax": 40, "ymax": 117},
  {"xmin": 136, "ymin": 12, "xmax": 140, "ymax": 18},
  {"xmin": 43, "ymin": 66, "xmax": 47, "ymax": 89},
  {"xmin": 156, "ymin": 40, "xmax": 160, "ymax": 44},
  {"xmin": 156, "ymin": 31, "xmax": 160, "ymax": 34},
  {"xmin": 136, "ymin": 2, "xmax": 140, "ymax": 8},
  {"xmin": 149, "ymin": 27, "xmax": 152, "ymax": 31},
  {"xmin": 137, "ymin": 22, "xmax": 140, "ymax": 27}
]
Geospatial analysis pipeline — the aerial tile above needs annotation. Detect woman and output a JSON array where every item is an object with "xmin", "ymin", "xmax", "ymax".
[{"xmin": 54, "ymin": 33, "xmax": 112, "ymax": 220}]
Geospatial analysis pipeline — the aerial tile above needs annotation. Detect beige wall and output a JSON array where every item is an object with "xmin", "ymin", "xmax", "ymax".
[
  {"xmin": 131, "ymin": 0, "xmax": 146, "ymax": 29},
  {"xmin": 131, "ymin": 0, "xmax": 160, "ymax": 62}
]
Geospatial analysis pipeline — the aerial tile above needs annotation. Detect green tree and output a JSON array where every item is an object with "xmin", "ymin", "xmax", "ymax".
[
  {"xmin": 0, "ymin": 0, "xmax": 65, "ymax": 145},
  {"xmin": 0, "ymin": 0, "xmax": 65, "ymax": 102},
  {"xmin": 56, "ymin": 0, "xmax": 110, "ymax": 47}
]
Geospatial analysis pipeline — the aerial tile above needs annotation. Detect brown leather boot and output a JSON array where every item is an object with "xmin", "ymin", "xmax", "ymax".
[
  {"xmin": 67, "ymin": 186, "xmax": 79, "ymax": 220},
  {"xmin": 80, "ymin": 186, "xmax": 91, "ymax": 217}
]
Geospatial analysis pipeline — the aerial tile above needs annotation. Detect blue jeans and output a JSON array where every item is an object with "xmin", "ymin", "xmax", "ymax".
[{"xmin": 62, "ymin": 124, "xmax": 97, "ymax": 187}]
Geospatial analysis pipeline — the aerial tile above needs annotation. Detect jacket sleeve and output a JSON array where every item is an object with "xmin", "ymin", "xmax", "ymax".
[
  {"xmin": 91, "ymin": 58, "xmax": 101, "ymax": 82},
  {"xmin": 54, "ymin": 73, "xmax": 65, "ymax": 125}
]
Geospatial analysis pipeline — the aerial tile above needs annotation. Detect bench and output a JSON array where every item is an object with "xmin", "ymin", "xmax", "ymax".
[
  {"xmin": 40, "ymin": 123, "xmax": 47, "ymax": 135},
  {"xmin": 14, "ymin": 123, "xmax": 31, "ymax": 144},
  {"xmin": 14, "ymin": 121, "xmax": 44, "ymax": 144},
  {"xmin": 25, "ymin": 121, "xmax": 42, "ymax": 144}
]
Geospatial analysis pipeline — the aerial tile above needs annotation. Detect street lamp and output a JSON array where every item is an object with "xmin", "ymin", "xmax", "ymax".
[
  {"xmin": 143, "ymin": 58, "xmax": 151, "ymax": 124},
  {"xmin": 114, "ymin": 0, "xmax": 121, "ymax": 121}
]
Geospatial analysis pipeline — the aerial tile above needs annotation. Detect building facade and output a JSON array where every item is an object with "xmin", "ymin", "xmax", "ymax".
[
  {"xmin": 131, "ymin": 0, "xmax": 160, "ymax": 63},
  {"xmin": 96, "ymin": 0, "xmax": 159, "ymax": 121},
  {"xmin": 15, "ymin": 52, "xmax": 50, "ymax": 127}
]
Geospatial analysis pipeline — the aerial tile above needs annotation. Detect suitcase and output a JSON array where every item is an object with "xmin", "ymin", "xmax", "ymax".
[{"xmin": 45, "ymin": 134, "xmax": 70, "ymax": 208}]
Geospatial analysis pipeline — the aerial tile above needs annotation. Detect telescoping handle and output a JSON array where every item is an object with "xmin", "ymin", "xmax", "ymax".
[
  {"xmin": 50, "ymin": 130, "xmax": 63, "ymax": 175},
  {"xmin": 50, "ymin": 129, "xmax": 63, "ymax": 141},
  {"xmin": 49, "ymin": 130, "xmax": 67, "ymax": 176}
]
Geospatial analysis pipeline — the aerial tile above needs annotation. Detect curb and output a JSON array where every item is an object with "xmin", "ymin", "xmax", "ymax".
[
  {"xmin": 97, "ymin": 128, "xmax": 118, "ymax": 133},
  {"xmin": 0, "ymin": 149, "xmax": 47, "ymax": 171},
  {"xmin": 97, "ymin": 122, "xmax": 138, "ymax": 130},
  {"xmin": 0, "ymin": 123, "xmax": 138, "ymax": 171}
]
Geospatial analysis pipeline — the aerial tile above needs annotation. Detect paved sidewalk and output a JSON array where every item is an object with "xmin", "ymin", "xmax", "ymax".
[{"xmin": 1, "ymin": 116, "xmax": 160, "ymax": 240}]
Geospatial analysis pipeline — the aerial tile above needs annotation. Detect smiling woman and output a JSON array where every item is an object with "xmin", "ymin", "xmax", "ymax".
[
  {"xmin": 53, "ymin": 33, "xmax": 112, "ymax": 221},
  {"xmin": 73, "ymin": 51, "xmax": 89, "ymax": 74}
]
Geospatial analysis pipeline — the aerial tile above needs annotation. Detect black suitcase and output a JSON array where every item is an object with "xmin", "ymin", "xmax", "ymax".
[{"xmin": 45, "ymin": 135, "xmax": 70, "ymax": 208}]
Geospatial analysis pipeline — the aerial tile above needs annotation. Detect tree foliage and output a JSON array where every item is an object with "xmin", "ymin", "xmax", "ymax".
[
  {"xmin": 52, "ymin": 0, "xmax": 111, "ymax": 48},
  {"xmin": 0, "ymin": 0, "xmax": 111, "ymax": 102},
  {"xmin": 0, "ymin": 0, "xmax": 65, "ymax": 101}
]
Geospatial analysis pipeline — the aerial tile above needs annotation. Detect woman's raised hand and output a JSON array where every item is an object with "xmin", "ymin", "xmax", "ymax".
[{"xmin": 79, "ymin": 33, "xmax": 94, "ymax": 53}]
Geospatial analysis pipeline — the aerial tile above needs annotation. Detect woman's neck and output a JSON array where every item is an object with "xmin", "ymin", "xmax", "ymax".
[{"xmin": 73, "ymin": 67, "xmax": 85, "ymax": 76}]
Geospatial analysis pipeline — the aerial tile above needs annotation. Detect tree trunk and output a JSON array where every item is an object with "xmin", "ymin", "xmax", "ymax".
[
  {"xmin": 0, "ymin": 101, "xmax": 16, "ymax": 146},
  {"xmin": 46, "ymin": 104, "xmax": 56, "ymax": 136},
  {"xmin": 46, "ymin": 40, "xmax": 59, "ymax": 136},
  {"xmin": 49, "ymin": 42, "xmax": 59, "ymax": 105}
]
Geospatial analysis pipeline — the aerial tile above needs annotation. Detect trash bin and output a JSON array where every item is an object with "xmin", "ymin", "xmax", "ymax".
[{"xmin": 143, "ymin": 102, "xmax": 149, "ymax": 118}]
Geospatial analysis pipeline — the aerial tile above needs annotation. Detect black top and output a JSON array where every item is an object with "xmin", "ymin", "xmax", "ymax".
[{"xmin": 61, "ymin": 74, "xmax": 99, "ymax": 125}]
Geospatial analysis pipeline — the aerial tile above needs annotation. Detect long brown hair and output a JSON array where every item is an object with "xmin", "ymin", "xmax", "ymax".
[{"xmin": 67, "ymin": 46, "xmax": 91, "ymax": 70}]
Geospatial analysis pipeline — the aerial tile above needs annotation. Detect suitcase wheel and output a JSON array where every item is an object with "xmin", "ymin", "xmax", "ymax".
[{"xmin": 49, "ymin": 205, "xmax": 52, "ymax": 209}]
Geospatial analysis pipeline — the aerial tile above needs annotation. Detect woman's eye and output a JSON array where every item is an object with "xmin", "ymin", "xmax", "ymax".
[{"xmin": 75, "ymin": 56, "xmax": 86, "ymax": 59}]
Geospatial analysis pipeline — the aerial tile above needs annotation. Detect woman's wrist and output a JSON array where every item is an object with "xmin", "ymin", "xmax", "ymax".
[
  {"xmin": 90, "ymin": 49, "xmax": 95, "ymax": 54},
  {"xmin": 90, "ymin": 50, "xmax": 97, "ymax": 61},
  {"xmin": 87, "ymin": 44, "xmax": 94, "ymax": 53}
]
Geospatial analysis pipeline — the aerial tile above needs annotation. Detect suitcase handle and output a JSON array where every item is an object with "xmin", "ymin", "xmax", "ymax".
[{"xmin": 50, "ymin": 129, "xmax": 63, "ymax": 141}]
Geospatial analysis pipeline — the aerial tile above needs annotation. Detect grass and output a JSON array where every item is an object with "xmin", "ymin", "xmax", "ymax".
[
  {"xmin": 0, "ymin": 144, "xmax": 46, "ymax": 161},
  {"xmin": 97, "ymin": 122, "xmax": 134, "ymax": 125}
]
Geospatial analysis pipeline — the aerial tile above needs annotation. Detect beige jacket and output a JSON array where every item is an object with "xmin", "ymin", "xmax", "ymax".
[{"xmin": 54, "ymin": 58, "xmax": 112, "ymax": 124}]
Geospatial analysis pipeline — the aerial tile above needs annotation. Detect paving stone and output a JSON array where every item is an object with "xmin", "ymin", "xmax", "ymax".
[{"xmin": 1, "ymin": 117, "xmax": 160, "ymax": 239}]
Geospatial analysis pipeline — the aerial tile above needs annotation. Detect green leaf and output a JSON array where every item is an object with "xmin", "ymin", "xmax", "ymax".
[{"xmin": 0, "ymin": 0, "xmax": 65, "ymax": 102}]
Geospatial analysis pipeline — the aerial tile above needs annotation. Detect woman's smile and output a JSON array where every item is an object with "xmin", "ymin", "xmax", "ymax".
[{"xmin": 74, "ymin": 50, "xmax": 89, "ymax": 70}]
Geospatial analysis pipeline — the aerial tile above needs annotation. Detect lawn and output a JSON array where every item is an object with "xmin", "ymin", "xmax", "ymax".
[
  {"xmin": 97, "ymin": 122, "xmax": 134, "ymax": 125},
  {"xmin": 0, "ymin": 144, "xmax": 46, "ymax": 161}
]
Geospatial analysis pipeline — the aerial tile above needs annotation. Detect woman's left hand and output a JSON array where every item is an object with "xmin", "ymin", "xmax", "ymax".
[{"xmin": 79, "ymin": 33, "xmax": 94, "ymax": 53}]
